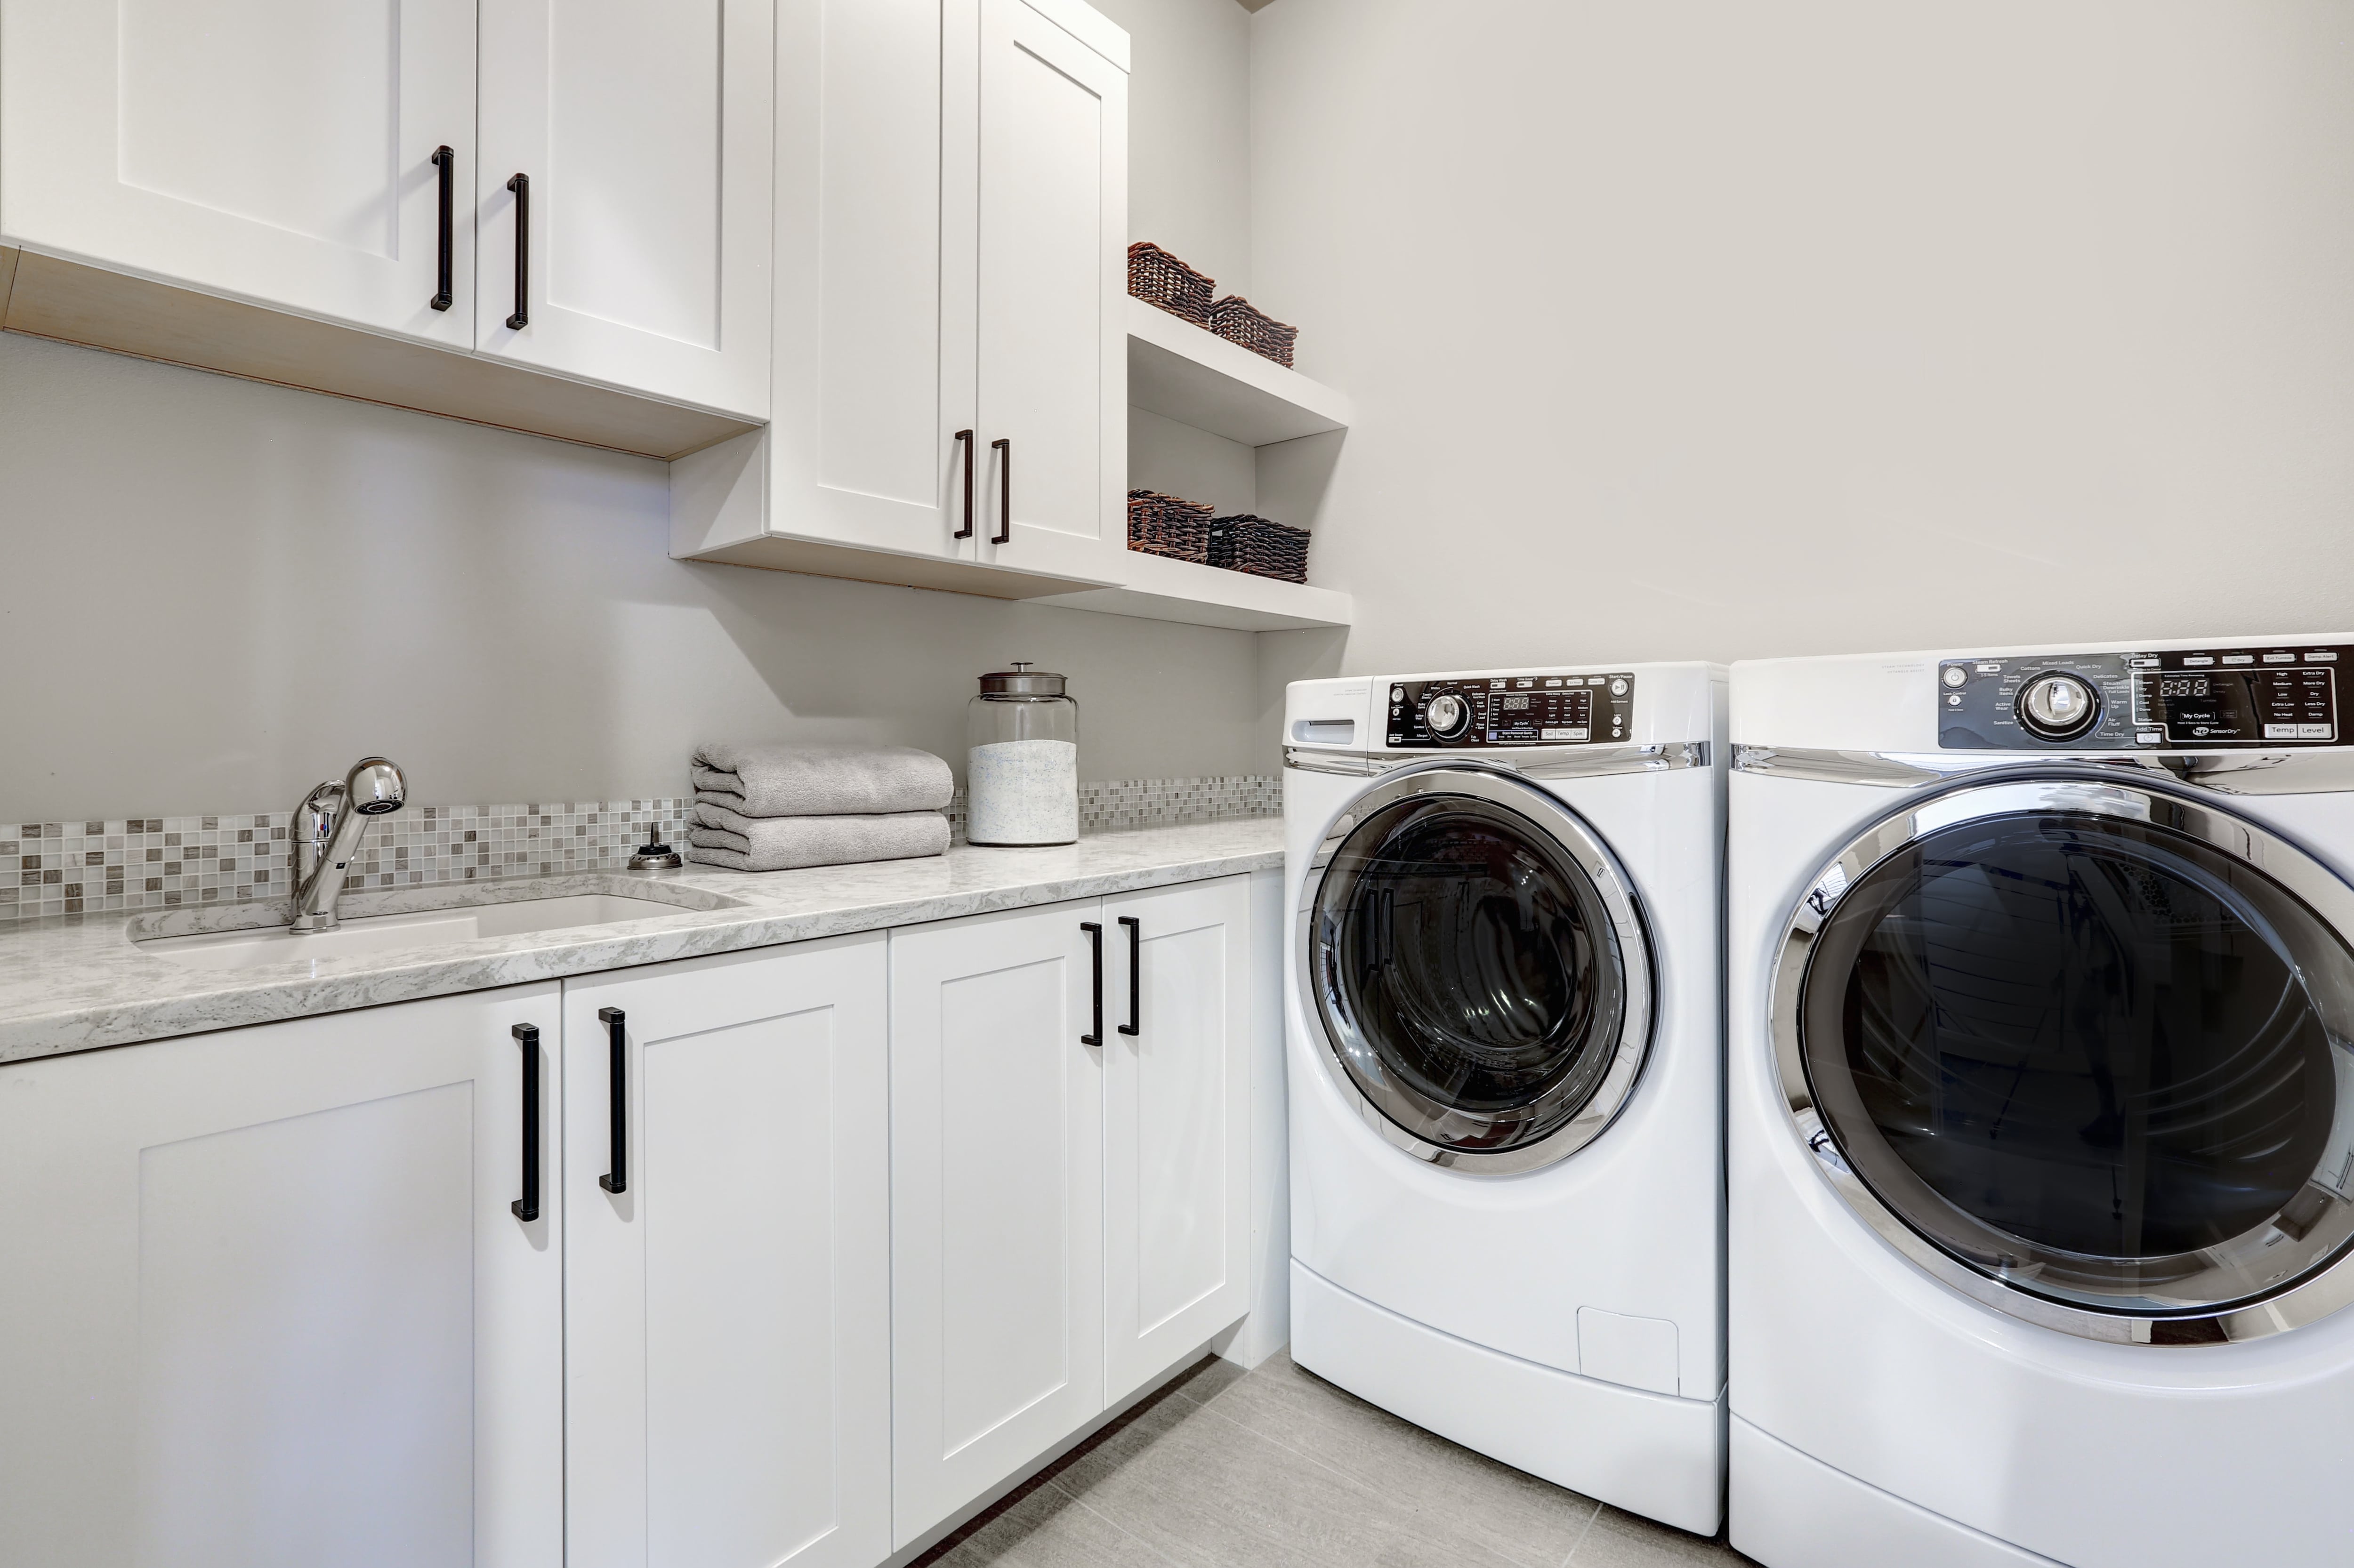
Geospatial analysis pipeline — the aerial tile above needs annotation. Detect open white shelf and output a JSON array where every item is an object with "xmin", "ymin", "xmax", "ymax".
[
  {"xmin": 1125, "ymin": 297, "xmax": 1354, "ymax": 447},
  {"xmin": 1035, "ymin": 546, "xmax": 1353, "ymax": 631}
]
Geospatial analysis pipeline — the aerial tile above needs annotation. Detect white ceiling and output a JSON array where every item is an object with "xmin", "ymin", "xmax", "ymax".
[{"xmin": 1235, "ymin": 0, "xmax": 1279, "ymax": 10}]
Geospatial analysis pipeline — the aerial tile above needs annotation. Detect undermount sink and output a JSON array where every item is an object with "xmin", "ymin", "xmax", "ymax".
[{"xmin": 137, "ymin": 893, "xmax": 711, "ymax": 972}]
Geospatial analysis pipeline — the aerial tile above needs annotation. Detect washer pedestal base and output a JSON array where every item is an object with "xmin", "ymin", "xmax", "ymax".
[
  {"xmin": 1290, "ymin": 1260, "xmax": 1724, "ymax": 1534},
  {"xmin": 1729, "ymin": 1416, "xmax": 2064, "ymax": 1568}
]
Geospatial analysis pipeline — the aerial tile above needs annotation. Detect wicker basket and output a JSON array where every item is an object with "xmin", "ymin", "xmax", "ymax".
[
  {"xmin": 1207, "ymin": 514, "xmax": 1311, "ymax": 584},
  {"xmin": 1127, "ymin": 489, "xmax": 1215, "ymax": 564},
  {"xmin": 1208, "ymin": 295, "xmax": 1298, "ymax": 368},
  {"xmin": 1127, "ymin": 242, "xmax": 1216, "ymax": 328}
]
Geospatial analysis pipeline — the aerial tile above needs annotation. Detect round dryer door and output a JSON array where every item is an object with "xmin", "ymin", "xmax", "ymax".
[
  {"xmin": 1302, "ymin": 765, "xmax": 1654, "ymax": 1174},
  {"xmin": 1772, "ymin": 774, "xmax": 2354, "ymax": 1343}
]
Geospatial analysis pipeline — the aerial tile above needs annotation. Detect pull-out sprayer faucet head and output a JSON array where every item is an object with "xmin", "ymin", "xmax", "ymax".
[{"xmin": 289, "ymin": 756, "xmax": 408, "ymax": 933}]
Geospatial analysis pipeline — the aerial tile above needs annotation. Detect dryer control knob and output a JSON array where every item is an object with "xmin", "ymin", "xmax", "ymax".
[
  {"xmin": 1425, "ymin": 692, "xmax": 1472, "ymax": 739},
  {"xmin": 2017, "ymin": 672, "xmax": 2100, "ymax": 740}
]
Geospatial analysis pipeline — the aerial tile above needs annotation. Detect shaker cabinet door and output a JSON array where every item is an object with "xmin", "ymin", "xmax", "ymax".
[
  {"xmin": 476, "ymin": 0, "xmax": 774, "ymax": 417},
  {"xmin": 971, "ymin": 0, "xmax": 1128, "ymax": 584},
  {"xmin": 563, "ymin": 936, "xmax": 891, "ymax": 1568},
  {"xmin": 764, "ymin": 0, "xmax": 979, "ymax": 560},
  {"xmin": 0, "ymin": 0, "xmax": 479, "ymax": 345},
  {"xmin": 889, "ymin": 900, "xmax": 1107, "ymax": 1548},
  {"xmin": 0, "ymin": 986, "xmax": 564, "ymax": 1568},
  {"xmin": 1102, "ymin": 876, "xmax": 1254, "ymax": 1403}
]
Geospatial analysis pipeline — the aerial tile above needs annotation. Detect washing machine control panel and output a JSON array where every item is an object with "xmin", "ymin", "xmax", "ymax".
[
  {"xmin": 1939, "ymin": 645, "xmax": 2352, "ymax": 749},
  {"xmin": 1386, "ymin": 673, "xmax": 1635, "ymax": 748}
]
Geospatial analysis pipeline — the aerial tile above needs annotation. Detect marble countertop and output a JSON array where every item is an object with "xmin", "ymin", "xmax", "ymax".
[{"xmin": 0, "ymin": 818, "xmax": 1282, "ymax": 1063}]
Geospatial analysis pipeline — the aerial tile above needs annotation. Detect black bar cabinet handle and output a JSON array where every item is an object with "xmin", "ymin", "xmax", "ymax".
[
  {"xmin": 429, "ymin": 146, "xmax": 454, "ymax": 311},
  {"xmin": 597, "ymin": 1006, "xmax": 628, "ymax": 1195},
  {"xmin": 1080, "ymin": 922, "xmax": 1103, "ymax": 1045},
  {"xmin": 1118, "ymin": 917, "xmax": 1141, "ymax": 1037},
  {"xmin": 991, "ymin": 437, "xmax": 1012, "ymax": 544},
  {"xmin": 953, "ymin": 430, "xmax": 975, "ymax": 539},
  {"xmin": 510, "ymin": 1023, "xmax": 541, "ymax": 1222},
  {"xmin": 505, "ymin": 173, "xmax": 530, "ymax": 330}
]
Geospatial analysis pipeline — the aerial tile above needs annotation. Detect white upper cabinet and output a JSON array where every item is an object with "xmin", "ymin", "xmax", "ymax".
[
  {"xmin": 1102, "ymin": 877, "xmax": 1254, "ymax": 1404},
  {"xmin": 675, "ymin": 0, "xmax": 1128, "ymax": 592},
  {"xmin": 563, "ymin": 938, "xmax": 891, "ymax": 1568},
  {"xmin": 476, "ymin": 0, "xmax": 774, "ymax": 418},
  {"xmin": 758, "ymin": 0, "xmax": 977, "ymax": 561},
  {"xmin": 970, "ymin": 0, "xmax": 1129, "ymax": 584},
  {"xmin": 0, "ymin": 0, "xmax": 479, "ymax": 345},
  {"xmin": 0, "ymin": 985, "xmax": 564, "ymax": 1568}
]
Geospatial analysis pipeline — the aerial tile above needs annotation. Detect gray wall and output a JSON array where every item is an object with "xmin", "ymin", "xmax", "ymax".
[
  {"xmin": 1, "ymin": 0, "xmax": 1278, "ymax": 824},
  {"xmin": 0, "ymin": 334, "xmax": 1263, "ymax": 822},
  {"xmin": 1250, "ymin": 0, "xmax": 2354, "ymax": 702}
]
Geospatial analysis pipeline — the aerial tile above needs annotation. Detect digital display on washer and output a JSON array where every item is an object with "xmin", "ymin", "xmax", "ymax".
[
  {"xmin": 1938, "ymin": 645, "xmax": 2349, "ymax": 749},
  {"xmin": 1386, "ymin": 672, "xmax": 1635, "ymax": 748}
]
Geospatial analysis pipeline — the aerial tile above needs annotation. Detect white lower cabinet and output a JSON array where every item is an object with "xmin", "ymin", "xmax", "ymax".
[
  {"xmin": 0, "ymin": 875, "xmax": 1260, "ymax": 1568},
  {"xmin": 889, "ymin": 901, "xmax": 1109, "ymax": 1547},
  {"xmin": 1103, "ymin": 877, "xmax": 1253, "ymax": 1404},
  {"xmin": 562, "ymin": 936, "xmax": 892, "ymax": 1568},
  {"xmin": 890, "ymin": 878, "xmax": 1254, "ymax": 1548},
  {"xmin": 0, "ymin": 984, "xmax": 564, "ymax": 1568}
]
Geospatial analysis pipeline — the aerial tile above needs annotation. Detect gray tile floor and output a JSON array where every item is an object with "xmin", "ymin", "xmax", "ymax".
[{"xmin": 916, "ymin": 1351, "xmax": 1757, "ymax": 1568}]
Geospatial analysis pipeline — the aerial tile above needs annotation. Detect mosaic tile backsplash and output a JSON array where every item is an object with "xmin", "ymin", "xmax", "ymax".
[{"xmin": 1, "ymin": 776, "xmax": 1281, "ymax": 923}]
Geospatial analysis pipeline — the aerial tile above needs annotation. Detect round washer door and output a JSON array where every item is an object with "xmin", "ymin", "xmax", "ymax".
[
  {"xmin": 1771, "ymin": 774, "xmax": 2354, "ymax": 1343},
  {"xmin": 1301, "ymin": 765, "xmax": 1654, "ymax": 1174}
]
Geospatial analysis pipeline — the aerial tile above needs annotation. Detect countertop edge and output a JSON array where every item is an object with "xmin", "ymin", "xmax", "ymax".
[{"xmin": 0, "ymin": 841, "xmax": 1284, "ymax": 1064}]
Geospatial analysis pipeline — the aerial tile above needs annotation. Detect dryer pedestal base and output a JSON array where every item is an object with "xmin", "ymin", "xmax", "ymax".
[
  {"xmin": 1290, "ymin": 1260, "xmax": 1724, "ymax": 1534},
  {"xmin": 1729, "ymin": 1416, "xmax": 2063, "ymax": 1568}
]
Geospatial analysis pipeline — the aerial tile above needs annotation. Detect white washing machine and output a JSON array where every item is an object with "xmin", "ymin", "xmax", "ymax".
[
  {"xmin": 1728, "ymin": 637, "xmax": 2354, "ymax": 1568},
  {"xmin": 1284, "ymin": 663, "xmax": 1727, "ymax": 1534}
]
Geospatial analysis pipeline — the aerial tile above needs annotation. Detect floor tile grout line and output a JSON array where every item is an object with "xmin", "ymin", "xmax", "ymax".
[
  {"xmin": 1060, "ymin": 1484, "xmax": 1203, "ymax": 1568},
  {"xmin": 1559, "ymin": 1503, "xmax": 1602, "ymax": 1565},
  {"xmin": 1180, "ymin": 1388, "xmax": 1587, "ymax": 1568}
]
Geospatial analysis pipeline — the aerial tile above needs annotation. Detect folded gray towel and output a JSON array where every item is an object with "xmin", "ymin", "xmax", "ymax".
[
  {"xmin": 691, "ymin": 742, "xmax": 953, "ymax": 819},
  {"xmin": 685, "ymin": 803, "xmax": 949, "ymax": 872}
]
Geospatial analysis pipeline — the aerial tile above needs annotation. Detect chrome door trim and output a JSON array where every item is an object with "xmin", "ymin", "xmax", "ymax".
[
  {"xmin": 1298, "ymin": 762, "xmax": 1656, "ymax": 1174},
  {"xmin": 1770, "ymin": 772, "xmax": 2354, "ymax": 1343},
  {"xmin": 1287, "ymin": 741, "xmax": 1709, "ymax": 781},
  {"xmin": 1736, "ymin": 743, "xmax": 2354, "ymax": 795}
]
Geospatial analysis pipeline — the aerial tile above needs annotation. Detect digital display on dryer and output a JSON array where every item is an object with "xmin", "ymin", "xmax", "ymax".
[{"xmin": 1938, "ymin": 645, "xmax": 2351, "ymax": 749}]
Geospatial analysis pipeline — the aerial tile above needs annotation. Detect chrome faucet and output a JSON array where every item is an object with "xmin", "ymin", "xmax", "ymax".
[{"xmin": 289, "ymin": 757, "xmax": 408, "ymax": 933}]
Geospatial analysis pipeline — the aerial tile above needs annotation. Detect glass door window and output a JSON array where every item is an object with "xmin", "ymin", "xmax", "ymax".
[
  {"xmin": 1307, "ymin": 770, "xmax": 1652, "ymax": 1172},
  {"xmin": 1795, "ymin": 802, "xmax": 2354, "ymax": 1323}
]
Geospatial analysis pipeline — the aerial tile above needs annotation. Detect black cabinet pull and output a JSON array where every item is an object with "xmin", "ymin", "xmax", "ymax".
[
  {"xmin": 991, "ymin": 437, "xmax": 1011, "ymax": 544},
  {"xmin": 953, "ymin": 430, "xmax": 975, "ymax": 539},
  {"xmin": 1080, "ymin": 922, "xmax": 1103, "ymax": 1045},
  {"xmin": 1118, "ymin": 917, "xmax": 1141, "ymax": 1037},
  {"xmin": 597, "ymin": 1006, "xmax": 628, "ymax": 1195},
  {"xmin": 429, "ymin": 145, "xmax": 455, "ymax": 311},
  {"xmin": 505, "ymin": 173, "xmax": 530, "ymax": 330},
  {"xmin": 510, "ymin": 1023, "xmax": 541, "ymax": 1222}
]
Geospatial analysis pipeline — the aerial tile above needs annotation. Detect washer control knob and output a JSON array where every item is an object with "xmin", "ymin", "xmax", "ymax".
[
  {"xmin": 2018, "ymin": 672, "xmax": 2100, "ymax": 740},
  {"xmin": 1425, "ymin": 692, "xmax": 1472, "ymax": 739}
]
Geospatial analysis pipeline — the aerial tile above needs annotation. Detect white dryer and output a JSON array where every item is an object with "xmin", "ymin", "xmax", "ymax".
[
  {"xmin": 1729, "ymin": 638, "xmax": 2354, "ymax": 1568},
  {"xmin": 1284, "ymin": 663, "xmax": 1727, "ymax": 1533}
]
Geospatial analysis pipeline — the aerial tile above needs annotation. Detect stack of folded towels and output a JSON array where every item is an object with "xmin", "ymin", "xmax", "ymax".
[{"xmin": 687, "ymin": 742, "xmax": 955, "ymax": 872}]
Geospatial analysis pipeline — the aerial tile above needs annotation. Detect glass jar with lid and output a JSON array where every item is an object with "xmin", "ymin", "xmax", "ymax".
[{"xmin": 967, "ymin": 663, "xmax": 1079, "ymax": 845}]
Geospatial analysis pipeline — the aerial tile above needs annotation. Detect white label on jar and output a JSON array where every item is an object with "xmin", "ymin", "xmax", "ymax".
[{"xmin": 967, "ymin": 740, "xmax": 1079, "ymax": 844}]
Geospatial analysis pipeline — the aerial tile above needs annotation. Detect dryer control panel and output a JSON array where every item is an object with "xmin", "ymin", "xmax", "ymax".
[
  {"xmin": 1386, "ymin": 672, "xmax": 1636, "ymax": 748},
  {"xmin": 1939, "ymin": 644, "xmax": 2351, "ymax": 750}
]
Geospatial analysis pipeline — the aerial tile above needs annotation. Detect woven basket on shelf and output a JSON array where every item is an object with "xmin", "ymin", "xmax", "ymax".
[
  {"xmin": 1208, "ymin": 295, "xmax": 1298, "ymax": 368},
  {"xmin": 1127, "ymin": 489, "xmax": 1215, "ymax": 564},
  {"xmin": 1127, "ymin": 242, "xmax": 1216, "ymax": 328},
  {"xmin": 1207, "ymin": 514, "xmax": 1311, "ymax": 584}
]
